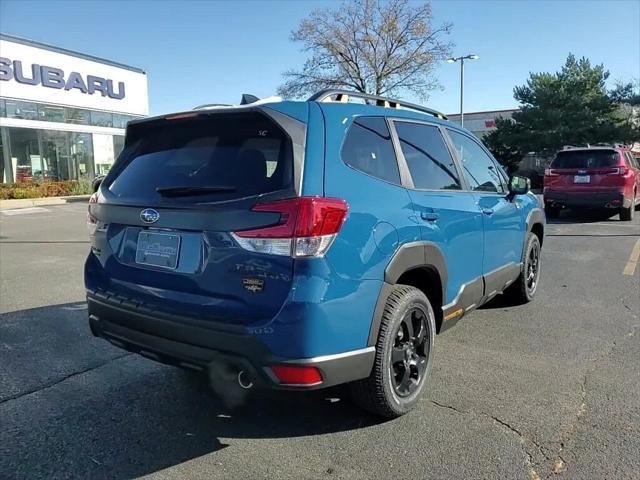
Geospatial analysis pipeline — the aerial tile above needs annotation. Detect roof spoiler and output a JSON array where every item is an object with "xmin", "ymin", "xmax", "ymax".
[{"xmin": 193, "ymin": 94, "xmax": 282, "ymax": 111}]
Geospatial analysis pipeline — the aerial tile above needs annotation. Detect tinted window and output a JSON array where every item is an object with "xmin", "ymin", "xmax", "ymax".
[
  {"xmin": 341, "ymin": 117, "xmax": 401, "ymax": 184},
  {"xmin": 108, "ymin": 112, "xmax": 293, "ymax": 204},
  {"xmin": 624, "ymin": 152, "xmax": 638, "ymax": 168},
  {"xmin": 395, "ymin": 122, "xmax": 460, "ymax": 190},
  {"xmin": 91, "ymin": 111, "xmax": 113, "ymax": 127},
  {"xmin": 551, "ymin": 150, "xmax": 619, "ymax": 169},
  {"xmin": 66, "ymin": 108, "xmax": 91, "ymax": 125},
  {"xmin": 448, "ymin": 129, "xmax": 506, "ymax": 193},
  {"xmin": 38, "ymin": 105, "xmax": 65, "ymax": 123},
  {"xmin": 5, "ymin": 100, "xmax": 39, "ymax": 120}
]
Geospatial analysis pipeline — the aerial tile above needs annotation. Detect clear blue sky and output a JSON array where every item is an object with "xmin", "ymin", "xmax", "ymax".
[{"xmin": 1, "ymin": 0, "xmax": 638, "ymax": 116}]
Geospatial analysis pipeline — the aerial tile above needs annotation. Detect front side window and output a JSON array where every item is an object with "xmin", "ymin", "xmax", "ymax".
[
  {"xmin": 395, "ymin": 122, "xmax": 461, "ymax": 190},
  {"xmin": 447, "ymin": 129, "xmax": 506, "ymax": 193},
  {"xmin": 341, "ymin": 117, "xmax": 401, "ymax": 185}
]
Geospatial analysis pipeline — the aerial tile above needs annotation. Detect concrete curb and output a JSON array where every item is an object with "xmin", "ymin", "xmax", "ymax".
[{"xmin": 0, "ymin": 195, "xmax": 91, "ymax": 211}]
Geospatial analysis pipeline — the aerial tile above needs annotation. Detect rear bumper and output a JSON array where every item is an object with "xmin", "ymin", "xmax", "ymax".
[
  {"xmin": 544, "ymin": 190, "xmax": 630, "ymax": 208},
  {"xmin": 87, "ymin": 293, "xmax": 374, "ymax": 389}
]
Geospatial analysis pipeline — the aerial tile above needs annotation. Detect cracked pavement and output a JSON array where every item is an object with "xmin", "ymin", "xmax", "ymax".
[{"xmin": 1, "ymin": 204, "xmax": 638, "ymax": 479}]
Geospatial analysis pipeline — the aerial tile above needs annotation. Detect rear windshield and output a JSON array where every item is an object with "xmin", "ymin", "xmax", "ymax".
[
  {"xmin": 551, "ymin": 150, "xmax": 619, "ymax": 169},
  {"xmin": 106, "ymin": 112, "xmax": 293, "ymax": 204}
]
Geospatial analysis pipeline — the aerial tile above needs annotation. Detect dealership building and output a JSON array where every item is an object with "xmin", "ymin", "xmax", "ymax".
[
  {"xmin": 447, "ymin": 109, "xmax": 518, "ymax": 139},
  {"xmin": 0, "ymin": 34, "xmax": 148, "ymax": 184}
]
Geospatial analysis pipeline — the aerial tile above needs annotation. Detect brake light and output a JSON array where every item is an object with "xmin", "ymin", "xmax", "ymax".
[
  {"xmin": 270, "ymin": 365, "xmax": 323, "ymax": 385},
  {"xmin": 87, "ymin": 194, "xmax": 99, "ymax": 235},
  {"xmin": 165, "ymin": 112, "xmax": 200, "ymax": 121},
  {"xmin": 232, "ymin": 197, "xmax": 348, "ymax": 257},
  {"xmin": 606, "ymin": 166, "xmax": 628, "ymax": 175}
]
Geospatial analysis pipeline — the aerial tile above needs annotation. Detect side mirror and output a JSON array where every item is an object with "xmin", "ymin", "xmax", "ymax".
[{"xmin": 508, "ymin": 175, "xmax": 530, "ymax": 196}]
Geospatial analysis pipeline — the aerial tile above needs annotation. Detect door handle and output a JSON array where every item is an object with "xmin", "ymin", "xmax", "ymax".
[
  {"xmin": 420, "ymin": 211, "xmax": 440, "ymax": 222},
  {"xmin": 481, "ymin": 208, "xmax": 494, "ymax": 216}
]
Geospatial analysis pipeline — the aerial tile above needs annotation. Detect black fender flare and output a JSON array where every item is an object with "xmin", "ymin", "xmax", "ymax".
[
  {"xmin": 368, "ymin": 242, "xmax": 448, "ymax": 346},
  {"xmin": 526, "ymin": 207, "xmax": 545, "ymax": 244}
]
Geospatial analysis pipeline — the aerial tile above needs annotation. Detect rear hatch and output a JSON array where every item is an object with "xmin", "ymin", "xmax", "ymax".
[
  {"xmin": 88, "ymin": 109, "xmax": 301, "ymax": 326},
  {"xmin": 545, "ymin": 149, "xmax": 625, "ymax": 190}
]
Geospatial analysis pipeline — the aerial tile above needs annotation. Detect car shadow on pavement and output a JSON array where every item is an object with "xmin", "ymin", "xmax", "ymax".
[
  {"xmin": 0, "ymin": 303, "xmax": 382, "ymax": 480},
  {"xmin": 546, "ymin": 208, "xmax": 621, "ymax": 224}
]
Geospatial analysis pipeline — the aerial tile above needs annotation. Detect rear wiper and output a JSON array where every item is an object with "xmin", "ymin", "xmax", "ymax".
[{"xmin": 156, "ymin": 185, "xmax": 236, "ymax": 197}]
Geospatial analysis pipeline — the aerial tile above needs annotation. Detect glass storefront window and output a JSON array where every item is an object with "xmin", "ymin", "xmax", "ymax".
[
  {"xmin": 71, "ymin": 132, "xmax": 94, "ymax": 179},
  {"xmin": 66, "ymin": 108, "xmax": 92, "ymax": 125},
  {"xmin": 91, "ymin": 111, "xmax": 114, "ymax": 127},
  {"xmin": 7, "ymin": 127, "xmax": 42, "ymax": 182},
  {"xmin": 0, "ymin": 128, "xmax": 8, "ymax": 183},
  {"xmin": 112, "ymin": 114, "xmax": 131, "ymax": 129},
  {"xmin": 41, "ymin": 130, "xmax": 73, "ymax": 181},
  {"xmin": 5, "ymin": 100, "xmax": 39, "ymax": 121},
  {"xmin": 0, "ymin": 99, "xmax": 142, "ymax": 127},
  {"xmin": 38, "ymin": 105, "xmax": 66, "ymax": 123},
  {"xmin": 113, "ymin": 135, "xmax": 125, "ymax": 159},
  {"xmin": 93, "ymin": 133, "xmax": 115, "ymax": 175}
]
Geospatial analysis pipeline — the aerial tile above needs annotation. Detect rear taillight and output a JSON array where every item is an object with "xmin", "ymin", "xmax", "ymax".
[
  {"xmin": 606, "ymin": 166, "xmax": 628, "ymax": 175},
  {"xmin": 232, "ymin": 197, "xmax": 348, "ymax": 257},
  {"xmin": 87, "ymin": 193, "xmax": 99, "ymax": 235},
  {"xmin": 544, "ymin": 168, "xmax": 559, "ymax": 176}
]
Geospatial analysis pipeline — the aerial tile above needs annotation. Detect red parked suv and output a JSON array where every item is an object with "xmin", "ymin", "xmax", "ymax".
[{"xmin": 543, "ymin": 146, "xmax": 640, "ymax": 221}]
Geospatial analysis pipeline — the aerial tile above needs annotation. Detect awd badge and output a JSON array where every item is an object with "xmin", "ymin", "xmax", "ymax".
[{"xmin": 243, "ymin": 278, "xmax": 265, "ymax": 293}]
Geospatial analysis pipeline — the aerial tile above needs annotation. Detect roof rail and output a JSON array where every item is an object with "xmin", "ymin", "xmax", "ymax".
[
  {"xmin": 308, "ymin": 89, "xmax": 447, "ymax": 120},
  {"xmin": 562, "ymin": 143, "xmax": 625, "ymax": 150}
]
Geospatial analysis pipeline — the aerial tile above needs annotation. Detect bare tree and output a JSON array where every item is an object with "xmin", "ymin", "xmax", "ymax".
[{"xmin": 277, "ymin": 0, "xmax": 453, "ymax": 100}]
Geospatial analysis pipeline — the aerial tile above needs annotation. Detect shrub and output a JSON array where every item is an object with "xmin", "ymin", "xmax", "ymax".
[
  {"xmin": 0, "ymin": 180, "xmax": 94, "ymax": 200},
  {"xmin": 11, "ymin": 187, "xmax": 41, "ymax": 199},
  {"xmin": 68, "ymin": 179, "xmax": 94, "ymax": 196}
]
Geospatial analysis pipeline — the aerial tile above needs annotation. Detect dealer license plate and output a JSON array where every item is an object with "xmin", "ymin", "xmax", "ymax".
[
  {"xmin": 135, "ymin": 231, "xmax": 181, "ymax": 269},
  {"xmin": 574, "ymin": 175, "xmax": 590, "ymax": 184}
]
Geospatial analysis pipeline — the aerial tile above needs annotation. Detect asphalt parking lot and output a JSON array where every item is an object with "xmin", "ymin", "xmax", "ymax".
[{"xmin": 1, "ymin": 202, "xmax": 638, "ymax": 480}]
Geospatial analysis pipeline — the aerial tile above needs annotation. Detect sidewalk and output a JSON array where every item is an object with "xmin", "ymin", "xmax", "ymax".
[{"xmin": 0, "ymin": 195, "xmax": 91, "ymax": 211}]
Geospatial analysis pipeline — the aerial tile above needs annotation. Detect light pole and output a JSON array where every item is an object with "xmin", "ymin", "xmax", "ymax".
[{"xmin": 447, "ymin": 54, "xmax": 479, "ymax": 128}]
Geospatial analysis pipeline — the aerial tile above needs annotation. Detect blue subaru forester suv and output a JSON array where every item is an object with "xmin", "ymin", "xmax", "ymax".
[{"xmin": 86, "ymin": 90, "xmax": 544, "ymax": 418}]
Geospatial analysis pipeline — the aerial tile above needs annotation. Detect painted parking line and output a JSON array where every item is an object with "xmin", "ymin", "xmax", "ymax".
[
  {"xmin": 1, "ymin": 207, "xmax": 50, "ymax": 216},
  {"xmin": 623, "ymin": 239, "xmax": 640, "ymax": 276}
]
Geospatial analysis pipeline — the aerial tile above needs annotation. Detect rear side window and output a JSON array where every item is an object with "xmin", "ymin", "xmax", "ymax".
[
  {"xmin": 551, "ymin": 150, "xmax": 619, "ymax": 169},
  {"xmin": 341, "ymin": 117, "xmax": 401, "ymax": 185},
  {"xmin": 624, "ymin": 152, "xmax": 638, "ymax": 168},
  {"xmin": 394, "ymin": 122, "xmax": 461, "ymax": 190},
  {"xmin": 107, "ymin": 112, "xmax": 293, "ymax": 203}
]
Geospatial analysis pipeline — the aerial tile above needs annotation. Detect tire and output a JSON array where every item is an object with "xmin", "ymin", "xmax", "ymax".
[
  {"xmin": 620, "ymin": 194, "xmax": 635, "ymax": 221},
  {"xmin": 504, "ymin": 232, "xmax": 541, "ymax": 305},
  {"xmin": 349, "ymin": 285, "xmax": 436, "ymax": 418},
  {"xmin": 544, "ymin": 205, "xmax": 560, "ymax": 219}
]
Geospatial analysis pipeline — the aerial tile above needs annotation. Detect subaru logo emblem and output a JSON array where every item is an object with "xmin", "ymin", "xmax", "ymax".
[{"xmin": 140, "ymin": 208, "xmax": 160, "ymax": 224}]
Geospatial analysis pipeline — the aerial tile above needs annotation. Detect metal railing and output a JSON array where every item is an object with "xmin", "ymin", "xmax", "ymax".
[{"xmin": 308, "ymin": 89, "xmax": 447, "ymax": 120}]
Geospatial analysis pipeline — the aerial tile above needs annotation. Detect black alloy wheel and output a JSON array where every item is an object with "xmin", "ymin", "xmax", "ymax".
[
  {"xmin": 526, "ymin": 240, "xmax": 541, "ymax": 295},
  {"xmin": 390, "ymin": 308, "xmax": 429, "ymax": 397}
]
